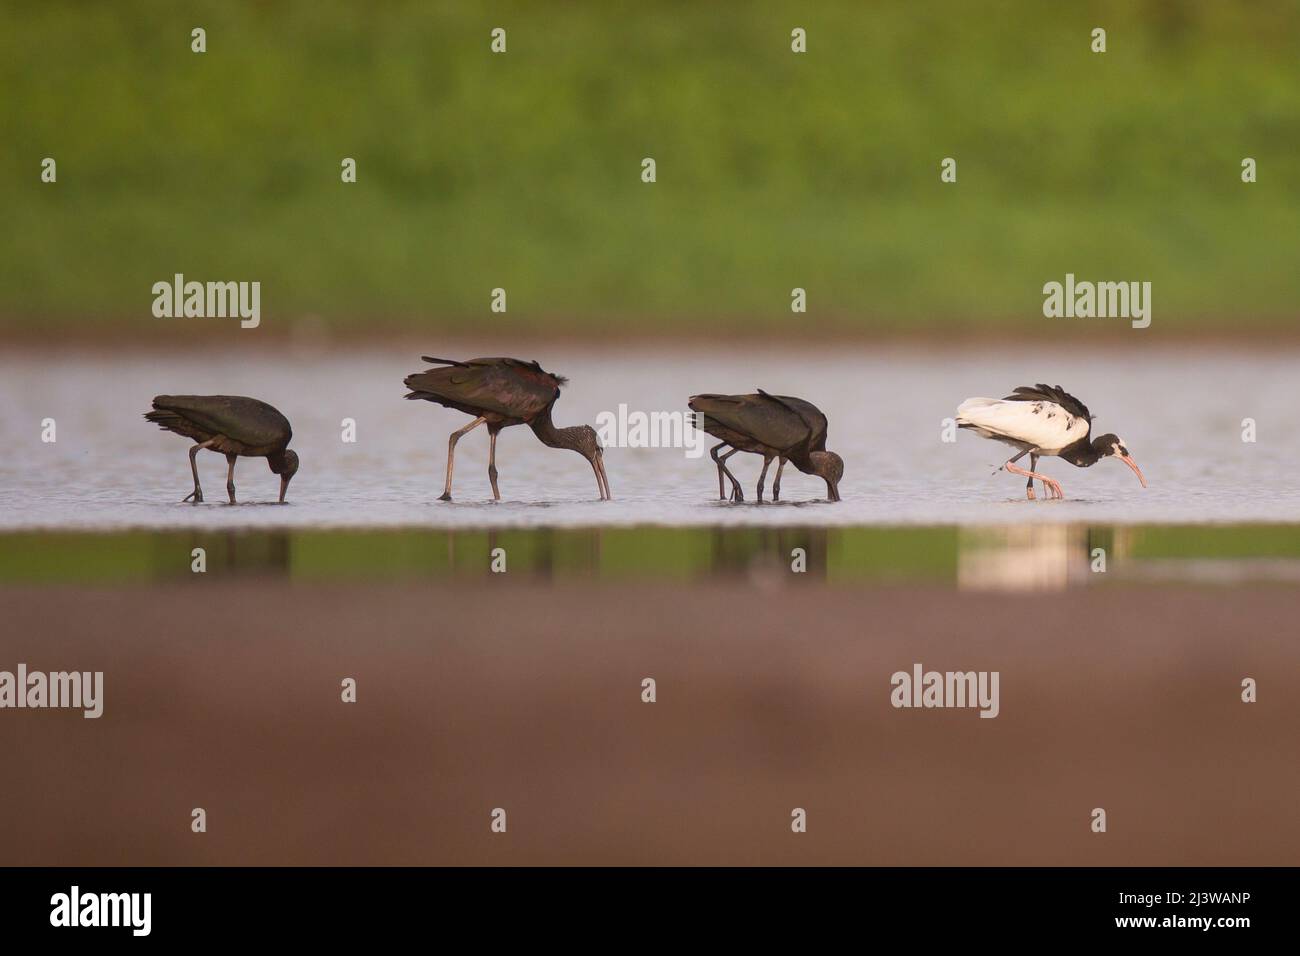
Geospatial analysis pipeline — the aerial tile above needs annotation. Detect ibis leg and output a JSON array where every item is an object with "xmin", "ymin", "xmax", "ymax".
[
  {"xmin": 1025, "ymin": 453, "xmax": 1038, "ymax": 500},
  {"xmin": 439, "ymin": 416, "xmax": 487, "ymax": 502},
  {"xmin": 719, "ymin": 449, "xmax": 744, "ymax": 502},
  {"xmin": 756, "ymin": 454, "xmax": 774, "ymax": 503},
  {"xmin": 183, "ymin": 440, "xmax": 216, "ymax": 503},
  {"xmin": 772, "ymin": 458, "xmax": 786, "ymax": 501},
  {"xmin": 709, "ymin": 443, "xmax": 730, "ymax": 500},
  {"xmin": 226, "ymin": 453, "xmax": 238, "ymax": 505},
  {"xmin": 1004, "ymin": 456, "xmax": 1064, "ymax": 501},
  {"xmin": 487, "ymin": 428, "xmax": 500, "ymax": 501},
  {"xmin": 995, "ymin": 447, "xmax": 1031, "ymax": 476}
]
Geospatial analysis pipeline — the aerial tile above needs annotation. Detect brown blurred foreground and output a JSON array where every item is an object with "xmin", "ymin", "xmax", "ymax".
[{"xmin": 1, "ymin": 581, "xmax": 1296, "ymax": 866}]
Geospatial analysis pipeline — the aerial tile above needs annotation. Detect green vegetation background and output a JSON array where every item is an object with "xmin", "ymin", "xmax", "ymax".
[{"xmin": 3, "ymin": 1, "xmax": 1297, "ymax": 337}]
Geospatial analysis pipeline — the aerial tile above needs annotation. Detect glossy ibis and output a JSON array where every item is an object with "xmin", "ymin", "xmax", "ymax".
[
  {"xmin": 404, "ymin": 356, "xmax": 610, "ymax": 501},
  {"xmin": 144, "ymin": 395, "xmax": 299, "ymax": 504},
  {"xmin": 688, "ymin": 390, "xmax": 843, "ymax": 502},
  {"xmin": 956, "ymin": 383, "xmax": 1146, "ymax": 500}
]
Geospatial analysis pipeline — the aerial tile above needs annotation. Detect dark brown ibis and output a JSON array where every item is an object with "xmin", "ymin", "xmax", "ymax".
[
  {"xmin": 687, "ymin": 390, "xmax": 843, "ymax": 502},
  {"xmin": 403, "ymin": 356, "xmax": 610, "ymax": 501},
  {"xmin": 956, "ymin": 383, "xmax": 1146, "ymax": 500},
  {"xmin": 144, "ymin": 395, "xmax": 299, "ymax": 504}
]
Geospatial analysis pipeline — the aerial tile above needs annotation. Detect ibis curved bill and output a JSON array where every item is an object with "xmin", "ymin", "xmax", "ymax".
[{"xmin": 1117, "ymin": 453, "xmax": 1147, "ymax": 488}]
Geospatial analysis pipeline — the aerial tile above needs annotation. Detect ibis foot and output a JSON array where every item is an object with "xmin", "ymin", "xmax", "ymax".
[
  {"xmin": 438, "ymin": 492, "xmax": 453, "ymax": 502},
  {"xmin": 183, "ymin": 489, "xmax": 203, "ymax": 504}
]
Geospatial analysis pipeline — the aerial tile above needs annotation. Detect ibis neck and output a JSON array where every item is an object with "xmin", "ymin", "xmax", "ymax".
[
  {"xmin": 529, "ymin": 405, "xmax": 582, "ymax": 451},
  {"xmin": 1060, "ymin": 436, "xmax": 1105, "ymax": 467}
]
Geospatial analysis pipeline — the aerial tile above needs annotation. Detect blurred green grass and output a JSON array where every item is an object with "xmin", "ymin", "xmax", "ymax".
[{"xmin": 2, "ymin": 1, "xmax": 1298, "ymax": 336}]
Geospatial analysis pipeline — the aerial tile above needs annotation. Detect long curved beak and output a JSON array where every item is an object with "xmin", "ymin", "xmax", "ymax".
[
  {"xmin": 279, "ymin": 474, "xmax": 292, "ymax": 503},
  {"xmin": 593, "ymin": 450, "xmax": 611, "ymax": 500},
  {"xmin": 1119, "ymin": 454, "xmax": 1147, "ymax": 488}
]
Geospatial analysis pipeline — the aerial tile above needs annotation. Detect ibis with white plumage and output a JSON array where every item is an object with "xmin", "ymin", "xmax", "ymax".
[{"xmin": 956, "ymin": 384, "xmax": 1146, "ymax": 500}]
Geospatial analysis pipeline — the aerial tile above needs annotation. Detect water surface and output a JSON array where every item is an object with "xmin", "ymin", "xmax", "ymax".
[{"xmin": 2, "ymin": 344, "xmax": 1298, "ymax": 529}]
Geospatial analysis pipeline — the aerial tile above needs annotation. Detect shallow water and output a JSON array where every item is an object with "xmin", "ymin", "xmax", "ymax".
[{"xmin": 2, "ymin": 344, "xmax": 1298, "ymax": 529}]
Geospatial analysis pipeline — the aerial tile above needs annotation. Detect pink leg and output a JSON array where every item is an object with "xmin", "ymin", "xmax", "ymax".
[{"xmin": 1005, "ymin": 458, "xmax": 1065, "ymax": 500}]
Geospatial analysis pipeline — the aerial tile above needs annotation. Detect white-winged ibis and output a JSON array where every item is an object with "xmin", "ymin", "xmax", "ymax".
[
  {"xmin": 144, "ymin": 395, "xmax": 299, "ymax": 504},
  {"xmin": 403, "ymin": 356, "xmax": 611, "ymax": 501},
  {"xmin": 956, "ymin": 383, "xmax": 1146, "ymax": 500},
  {"xmin": 687, "ymin": 390, "xmax": 843, "ymax": 502}
]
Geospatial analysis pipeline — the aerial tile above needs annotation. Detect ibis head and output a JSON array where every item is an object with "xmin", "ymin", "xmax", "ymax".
[
  {"xmin": 269, "ymin": 448, "xmax": 300, "ymax": 502},
  {"xmin": 563, "ymin": 425, "xmax": 611, "ymax": 500},
  {"xmin": 1092, "ymin": 433, "xmax": 1146, "ymax": 487},
  {"xmin": 809, "ymin": 450, "xmax": 844, "ymax": 502}
]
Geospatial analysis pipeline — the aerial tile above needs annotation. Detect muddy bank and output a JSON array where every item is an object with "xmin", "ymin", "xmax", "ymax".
[{"xmin": 0, "ymin": 581, "xmax": 1295, "ymax": 865}]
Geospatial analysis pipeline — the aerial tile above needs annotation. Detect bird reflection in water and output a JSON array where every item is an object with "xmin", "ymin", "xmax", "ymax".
[{"xmin": 956, "ymin": 525, "xmax": 1119, "ymax": 592}]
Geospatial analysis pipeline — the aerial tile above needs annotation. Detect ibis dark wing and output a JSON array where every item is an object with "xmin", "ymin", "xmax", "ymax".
[
  {"xmin": 148, "ymin": 395, "xmax": 291, "ymax": 448},
  {"xmin": 760, "ymin": 391, "xmax": 829, "ymax": 452},
  {"xmin": 404, "ymin": 357, "xmax": 562, "ymax": 420},
  {"xmin": 688, "ymin": 392, "xmax": 818, "ymax": 453},
  {"xmin": 1004, "ymin": 384, "xmax": 1092, "ymax": 424}
]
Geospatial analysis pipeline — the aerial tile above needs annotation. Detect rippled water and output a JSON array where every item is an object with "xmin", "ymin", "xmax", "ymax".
[{"xmin": 2, "ymin": 343, "xmax": 1298, "ymax": 529}]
